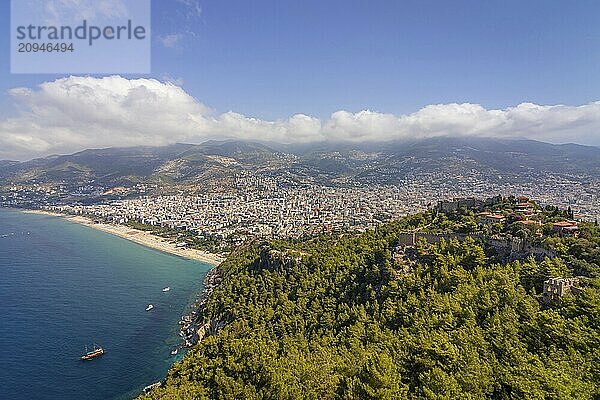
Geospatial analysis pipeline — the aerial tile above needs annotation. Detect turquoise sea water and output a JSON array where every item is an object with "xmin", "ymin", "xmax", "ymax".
[{"xmin": 0, "ymin": 209, "xmax": 211, "ymax": 399}]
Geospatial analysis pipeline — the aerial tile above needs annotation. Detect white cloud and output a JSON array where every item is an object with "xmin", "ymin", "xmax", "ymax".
[
  {"xmin": 155, "ymin": 0, "xmax": 202, "ymax": 48},
  {"xmin": 158, "ymin": 34, "xmax": 184, "ymax": 48},
  {"xmin": 0, "ymin": 75, "xmax": 599, "ymax": 160},
  {"xmin": 175, "ymin": 0, "xmax": 202, "ymax": 18},
  {"xmin": 42, "ymin": 0, "xmax": 129, "ymax": 25}
]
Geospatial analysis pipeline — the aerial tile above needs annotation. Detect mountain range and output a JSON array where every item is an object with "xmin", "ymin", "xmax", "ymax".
[{"xmin": 1, "ymin": 137, "xmax": 599, "ymax": 188}]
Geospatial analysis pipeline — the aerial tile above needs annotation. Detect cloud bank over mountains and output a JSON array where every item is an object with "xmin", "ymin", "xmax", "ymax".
[{"xmin": 1, "ymin": 75, "xmax": 599, "ymax": 160}]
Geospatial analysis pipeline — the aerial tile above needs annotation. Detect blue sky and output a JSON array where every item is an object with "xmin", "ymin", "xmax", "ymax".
[
  {"xmin": 4, "ymin": 0, "xmax": 600, "ymax": 118},
  {"xmin": 1, "ymin": 0, "xmax": 600, "ymax": 159},
  {"xmin": 156, "ymin": 0, "xmax": 600, "ymax": 120}
]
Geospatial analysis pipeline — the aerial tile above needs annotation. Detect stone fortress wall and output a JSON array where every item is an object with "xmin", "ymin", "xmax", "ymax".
[{"xmin": 397, "ymin": 232, "xmax": 555, "ymax": 259}]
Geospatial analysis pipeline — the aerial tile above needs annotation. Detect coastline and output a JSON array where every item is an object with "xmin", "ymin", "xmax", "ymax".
[
  {"xmin": 21, "ymin": 209, "xmax": 224, "ymax": 266},
  {"xmin": 16, "ymin": 207, "xmax": 227, "ymax": 396},
  {"xmin": 0, "ymin": 206, "xmax": 216, "ymax": 400}
]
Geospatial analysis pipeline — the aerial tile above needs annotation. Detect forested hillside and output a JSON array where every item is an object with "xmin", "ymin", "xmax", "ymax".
[{"xmin": 142, "ymin": 209, "xmax": 600, "ymax": 399}]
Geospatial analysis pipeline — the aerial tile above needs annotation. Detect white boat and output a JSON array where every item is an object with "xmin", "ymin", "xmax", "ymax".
[
  {"xmin": 146, "ymin": 304, "xmax": 154, "ymax": 311},
  {"xmin": 170, "ymin": 349, "xmax": 178, "ymax": 355},
  {"xmin": 162, "ymin": 287, "xmax": 171, "ymax": 292}
]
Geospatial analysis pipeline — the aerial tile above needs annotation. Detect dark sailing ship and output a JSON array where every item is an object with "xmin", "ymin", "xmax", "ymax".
[{"xmin": 80, "ymin": 344, "xmax": 104, "ymax": 361}]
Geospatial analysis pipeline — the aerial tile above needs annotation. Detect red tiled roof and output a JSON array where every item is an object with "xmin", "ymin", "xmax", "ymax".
[{"xmin": 553, "ymin": 221, "xmax": 577, "ymax": 228}]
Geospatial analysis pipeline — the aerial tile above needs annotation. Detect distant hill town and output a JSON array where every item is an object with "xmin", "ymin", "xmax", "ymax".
[
  {"xmin": 1, "ymin": 137, "xmax": 598, "ymax": 257},
  {"xmin": 1, "ymin": 137, "xmax": 599, "ymax": 189}
]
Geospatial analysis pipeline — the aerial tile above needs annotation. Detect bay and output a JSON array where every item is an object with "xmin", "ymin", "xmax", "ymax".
[{"xmin": 0, "ymin": 209, "xmax": 211, "ymax": 399}]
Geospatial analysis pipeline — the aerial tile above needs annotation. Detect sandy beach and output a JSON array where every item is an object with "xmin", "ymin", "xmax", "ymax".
[{"xmin": 22, "ymin": 210, "xmax": 224, "ymax": 266}]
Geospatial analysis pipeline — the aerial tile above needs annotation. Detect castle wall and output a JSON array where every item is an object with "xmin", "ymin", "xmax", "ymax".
[{"xmin": 396, "ymin": 231, "xmax": 555, "ymax": 259}]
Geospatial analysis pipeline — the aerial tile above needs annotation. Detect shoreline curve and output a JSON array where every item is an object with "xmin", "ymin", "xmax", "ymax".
[{"xmin": 21, "ymin": 209, "xmax": 224, "ymax": 266}]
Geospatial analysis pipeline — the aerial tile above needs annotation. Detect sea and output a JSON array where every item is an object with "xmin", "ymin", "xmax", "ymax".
[{"xmin": 0, "ymin": 209, "xmax": 212, "ymax": 399}]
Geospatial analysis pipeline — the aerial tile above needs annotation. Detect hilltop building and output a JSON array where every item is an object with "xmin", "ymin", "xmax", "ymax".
[
  {"xmin": 478, "ymin": 211, "xmax": 506, "ymax": 227},
  {"xmin": 515, "ymin": 202, "xmax": 534, "ymax": 215},
  {"xmin": 552, "ymin": 221, "xmax": 579, "ymax": 237},
  {"xmin": 543, "ymin": 277, "xmax": 583, "ymax": 303},
  {"xmin": 437, "ymin": 196, "xmax": 503, "ymax": 213}
]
